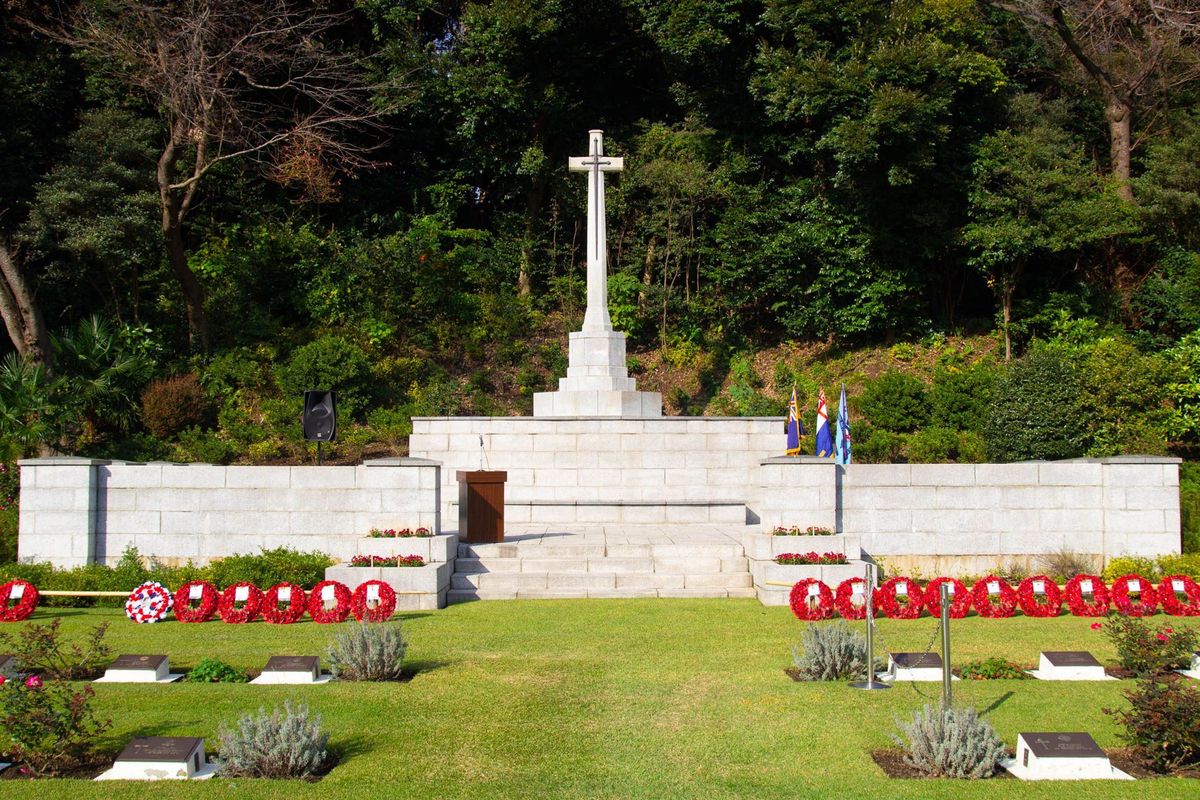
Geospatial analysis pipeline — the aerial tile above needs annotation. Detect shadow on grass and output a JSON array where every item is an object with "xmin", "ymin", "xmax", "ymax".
[
  {"xmin": 328, "ymin": 732, "xmax": 374, "ymax": 769},
  {"xmin": 980, "ymin": 691, "xmax": 1015, "ymax": 717},
  {"xmin": 400, "ymin": 659, "xmax": 451, "ymax": 682}
]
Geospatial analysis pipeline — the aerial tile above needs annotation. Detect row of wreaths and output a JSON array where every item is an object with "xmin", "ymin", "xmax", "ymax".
[
  {"xmin": 0, "ymin": 579, "xmax": 399, "ymax": 624},
  {"xmin": 789, "ymin": 573, "xmax": 1200, "ymax": 622}
]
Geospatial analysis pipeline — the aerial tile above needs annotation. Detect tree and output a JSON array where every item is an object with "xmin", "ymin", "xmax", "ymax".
[
  {"xmin": 962, "ymin": 98, "xmax": 1140, "ymax": 359},
  {"xmin": 990, "ymin": 1, "xmax": 1200, "ymax": 201},
  {"xmin": 0, "ymin": 243, "xmax": 52, "ymax": 368},
  {"xmin": 22, "ymin": 0, "xmax": 393, "ymax": 350}
]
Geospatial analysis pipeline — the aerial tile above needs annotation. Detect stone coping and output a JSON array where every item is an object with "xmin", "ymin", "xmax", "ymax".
[
  {"xmin": 413, "ymin": 415, "xmax": 785, "ymax": 422},
  {"xmin": 504, "ymin": 499, "xmax": 746, "ymax": 507},
  {"xmin": 760, "ymin": 455, "xmax": 1181, "ymax": 466},
  {"xmin": 19, "ymin": 456, "xmax": 441, "ymax": 467}
]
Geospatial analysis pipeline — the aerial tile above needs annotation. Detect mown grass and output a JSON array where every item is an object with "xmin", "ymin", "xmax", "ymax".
[{"xmin": 2, "ymin": 601, "xmax": 1198, "ymax": 799}]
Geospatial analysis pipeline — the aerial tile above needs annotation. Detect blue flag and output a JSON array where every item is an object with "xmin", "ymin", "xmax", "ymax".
[
  {"xmin": 814, "ymin": 386, "xmax": 833, "ymax": 458},
  {"xmin": 834, "ymin": 383, "xmax": 851, "ymax": 465},
  {"xmin": 785, "ymin": 384, "xmax": 804, "ymax": 455}
]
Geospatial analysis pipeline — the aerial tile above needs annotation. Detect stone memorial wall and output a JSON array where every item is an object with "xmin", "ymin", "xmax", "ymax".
[
  {"xmin": 759, "ymin": 456, "xmax": 1181, "ymax": 574},
  {"xmin": 18, "ymin": 457, "xmax": 441, "ymax": 567}
]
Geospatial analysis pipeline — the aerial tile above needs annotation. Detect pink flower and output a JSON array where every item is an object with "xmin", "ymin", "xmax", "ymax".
[
  {"xmin": 1156, "ymin": 633, "xmax": 1170, "ymax": 643},
  {"xmin": 24, "ymin": 675, "xmax": 41, "ymax": 688},
  {"xmin": 1090, "ymin": 622, "xmax": 1102, "ymax": 630}
]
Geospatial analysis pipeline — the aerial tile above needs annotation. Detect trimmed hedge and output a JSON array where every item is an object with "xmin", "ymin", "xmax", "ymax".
[{"xmin": 0, "ymin": 546, "xmax": 335, "ymax": 607}]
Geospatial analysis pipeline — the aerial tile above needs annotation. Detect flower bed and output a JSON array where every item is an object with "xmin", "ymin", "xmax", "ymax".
[
  {"xmin": 775, "ymin": 552, "xmax": 847, "ymax": 566},
  {"xmin": 355, "ymin": 533, "xmax": 457, "ymax": 563},
  {"xmin": 771, "ymin": 526, "xmax": 833, "ymax": 536},
  {"xmin": 369, "ymin": 527, "xmax": 433, "ymax": 538},
  {"xmin": 350, "ymin": 555, "xmax": 426, "ymax": 568}
]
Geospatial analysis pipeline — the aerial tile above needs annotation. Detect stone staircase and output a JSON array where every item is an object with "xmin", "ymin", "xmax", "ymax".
[{"xmin": 446, "ymin": 524, "xmax": 756, "ymax": 603}]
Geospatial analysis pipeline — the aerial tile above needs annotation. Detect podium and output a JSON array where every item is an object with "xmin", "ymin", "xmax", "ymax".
[{"xmin": 456, "ymin": 471, "xmax": 507, "ymax": 543}]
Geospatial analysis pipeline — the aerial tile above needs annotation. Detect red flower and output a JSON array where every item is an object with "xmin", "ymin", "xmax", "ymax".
[
  {"xmin": 1090, "ymin": 622, "xmax": 1103, "ymax": 630},
  {"xmin": 834, "ymin": 578, "xmax": 867, "ymax": 620},
  {"xmin": 172, "ymin": 581, "xmax": 218, "ymax": 623},
  {"xmin": 1063, "ymin": 575, "xmax": 1110, "ymax": 617},
  {"xmin": 875, "ymin": 577, "xmax": 925, "ymax": 619},
  {"xmin": 0, "ymin": 579, "xmax": 40, "ymax": 622},
  {"xmin": 969, "ymin": 576, "xmax": 1017, "ymax": 618},
  {"xmin": 1016, "ymin": 575, "xmax": 1063, "ymax": 617},
  {"xmin": 789, "ymin": 579, "xmax": 835, "ymax": 621},
  {"xmin": 1164, "ymin": 627, "xmax": 1174, "ymax": 634},
  {"xmin": 0, "ymin": 674, "xmax": 6, "ymax": 685},
  {"xmin": 260, "ymin": 583, "xmax": 307, "ymax": 624},
  {"xmin": 923, "ymin": 577, "xmax": 971, "ymax": 619},
  {"xmin": 351, "ymin": 580, "xmax": 397, "ymax": 622},
  {"xmin": 1110, "ymin": 574, "xmax": 1159, "ymax": 617},
  {"xmin": 307, "ymin": 580, "xmax": 352, "ymax": 623},
  {"xmin": 25, "ymin": 675, "xmax": 41, "ymax": 688},
  {"xmin": 217, "ymin": 582, "xmax": 263, "ymax": 624},
  {"xmin": 1157, "ymin": 632, "xmax": 1170, "ymax": 643},
  {"xmin": 1158, "ymin": 575, "xmax": 1200, "ymax": 617}
]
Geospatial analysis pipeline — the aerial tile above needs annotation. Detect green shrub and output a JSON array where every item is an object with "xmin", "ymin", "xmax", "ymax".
[
  {"xmin": 1181, "ymin": 462, "xmax": 1200, "ymax": 553},
  {"xmin": 185, "ymin": 658, "xmax": 248, "ymax": 684},
  {"xmin": 930, "ymin": 363, "xmax": 996, "ymax": 432},
  {"xmin": 207, "ymin": 547, "xmax": 335, "ymax": 590},
  {"xmin": 1157, "ymin": 553, "xmax": 1200, "ymax": 579},
  {"xmin": 1102, "ymin": 556, "xmax": 1160, "ymax": 582},
  {"xmin": 1080, "ymin": 338, "xmax": 1171, "ymax": 457},
  {"xmin": 171, "ymin": 426, "xmax": 237, "ymax": 464},
  {"xmin": 275, "ymin": 335, "xmax": 374, "ymax": 419},
  {"xmin": 1100, "ymin": 614, "xmax": 1198, "ymax": 677},
  {"xmin": 218, "ymin": 700, "xmax": 329, "ymax": 778},
  {"xmin": 141, "ymin": 373, "xmax": 212, "ymax": 439},
  {"xmin": 0, "ymin": 547, "xmax": 332, "ymax": 607},
  {"xmin": 327, "ymin": 621, "xmax": 408, "ymax": 681},
  {"xmin": 851, "ymin": 423, "xmax": 906, "ymax": 463},
  {"xmin": 860, "ymin": 371, "xmax": 929, "ymax": 433},
  {"xmin": 789, "ymin": 621, "xmax": 871, "ymax": 681},
  {"xmin": 959, "ymin": 658, "xmax": 1030, "ymax": 680},
  {"xmin": 0, "ymin": 618, "xmax": 111, "ymax": 681},
  {"xmin": 905, "ymin": 427, "xmax": 962, "ymax": 463},
  {"xmin": 892, "ymin": 703, "xmax": 1006, "ymax": 779},
  {"xmin": 0, "ymin": 677, "xmax": 111, "ymax": 776},
  {"xmin": 985, "ymin": 344, "xmax": 1086, "ymax": 461},
  {"xmin": 1107, "ymin": 679, "xmax": 1200, "ymax": 773}
]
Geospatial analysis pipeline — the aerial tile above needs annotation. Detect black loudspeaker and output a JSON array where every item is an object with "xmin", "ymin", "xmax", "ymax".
[{"xmin": 302, "ymin": 390, "xmax": 337, "ymax": 442}]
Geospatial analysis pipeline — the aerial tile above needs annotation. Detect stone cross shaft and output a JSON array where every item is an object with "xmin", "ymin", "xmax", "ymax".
[{"xmin": 568, "ymin": 130, "xmax": 623, "ymax": 331}]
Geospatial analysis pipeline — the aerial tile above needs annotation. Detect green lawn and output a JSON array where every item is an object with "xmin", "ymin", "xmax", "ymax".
[{"xmin": 2, "ymin": 602, "xmax": 1198, "ymax": 799}]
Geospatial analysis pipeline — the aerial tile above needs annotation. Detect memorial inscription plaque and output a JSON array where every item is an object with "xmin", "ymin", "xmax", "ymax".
[
  {"xmin": 891, "ymin": 652, "xmax": 942, "ymax": 669},
  {"xmin": 111, "ymin": 654, "xmax": 168, "ymax": 671},
  {"xmin": 1042, "ymin": 651, "xmax": 1101, "ymax": 668}
]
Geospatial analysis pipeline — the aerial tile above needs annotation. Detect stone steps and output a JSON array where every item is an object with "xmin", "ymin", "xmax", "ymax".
[
  {"xmin": 446, "ymin": 524, "xmax": 754, "ymax": 603},
  {"xmin": 448, "ymin": 587, "xmax": 759, "ymax": 603}
]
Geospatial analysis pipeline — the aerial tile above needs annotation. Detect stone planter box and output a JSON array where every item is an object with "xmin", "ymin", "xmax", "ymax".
[
  {"xmin": 750, "ymin": 560, "xmax": 870, "ymax": 607},
  {"xmin": 355, "ymin": 534, "xmax": 456, "ymax": 563},
  {"xmin": 743, "ymin": 532, "xmax": 861, "ymax": 561},
  {"xmin": 325, "ymin": 561, "xmax": 453, "ymax": 610}
]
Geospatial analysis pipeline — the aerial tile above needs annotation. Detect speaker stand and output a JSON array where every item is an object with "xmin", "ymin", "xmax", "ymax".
[{"xmin": 317, "ymin": 441, "xmax": 323, "ymax": 466}]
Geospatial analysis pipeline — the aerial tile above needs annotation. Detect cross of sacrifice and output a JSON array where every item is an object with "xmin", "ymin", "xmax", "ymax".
[{"xmin": 568, "ymin": 130, "xmax": 623, "ymax": 331}]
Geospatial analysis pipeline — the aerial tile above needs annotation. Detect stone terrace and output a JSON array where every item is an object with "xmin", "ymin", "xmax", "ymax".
[{"xmin": 447, "ymin": 524, "xmax": 754, "ymax": 603}]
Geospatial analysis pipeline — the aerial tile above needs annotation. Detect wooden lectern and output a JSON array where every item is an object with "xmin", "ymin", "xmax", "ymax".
[{"xmin": 456, "ymin": 470, "xmax": 507, "ymax": 543}]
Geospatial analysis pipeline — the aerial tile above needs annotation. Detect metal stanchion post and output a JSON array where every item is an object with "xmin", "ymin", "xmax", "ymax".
[
  {"xmin": 940, "ymin": 582, "xmax": 952, "ymax": 707},
  {"xmin": 850, "ymin": 562, "xmax": 890, "ymax": 691}
]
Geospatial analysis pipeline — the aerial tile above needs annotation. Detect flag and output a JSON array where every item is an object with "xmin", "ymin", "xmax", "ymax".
[
  {"xmin": 785, "ymin": 384, "xmax": 805, "ymax": 455},
  {"xmin": 814, "ymin": 386, "xmax": 833, "ymax": 458},
  {"xmin": 834, "ymin": 383, "xmax": 851, "ymax": 465}
]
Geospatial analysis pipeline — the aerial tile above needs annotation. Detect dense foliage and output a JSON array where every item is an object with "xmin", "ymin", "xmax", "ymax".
[{"xmin": 0, "ymin": 2, "xmax": 1199, "ymax": 557}]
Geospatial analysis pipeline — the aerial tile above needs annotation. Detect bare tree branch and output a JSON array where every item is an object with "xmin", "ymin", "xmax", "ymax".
[{"xmin": 16, "ymin": 0, "xmax": 406, "ymax": 349}]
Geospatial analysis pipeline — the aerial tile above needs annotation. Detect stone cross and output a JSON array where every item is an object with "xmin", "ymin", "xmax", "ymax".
[{"xmin": 569, "ymin": 130, "xmax": 623, "ymax": 331}]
